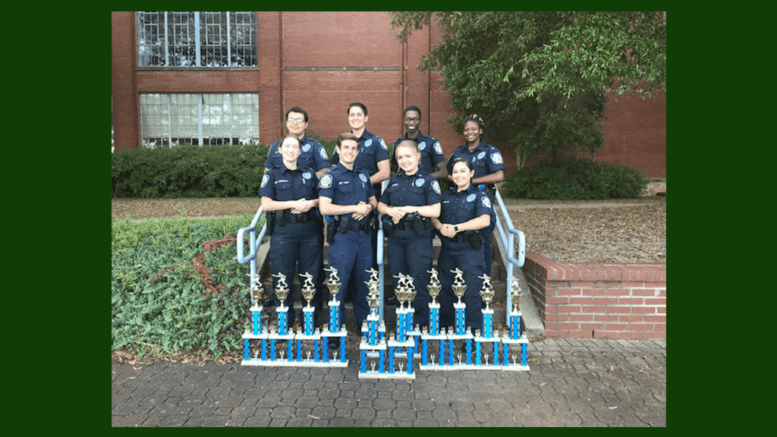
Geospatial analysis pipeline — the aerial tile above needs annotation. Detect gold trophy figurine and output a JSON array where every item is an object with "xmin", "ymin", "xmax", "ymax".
[
  {"xmin": 510, "ymin": 277, "xmax": 523, "ymax": 311},
  {"xmin": 273, "ymin": 272, "xmax": 290, "ymax": 309},
  {"xmin": 478, "ymin": 273, "xmax": 496, "ymax": 311},
  {"xmin": 451, "ymin": 268, "xmax": 467, "ymax": 305},
  {"xmin": 325, "ymin": 266, "xmax": 341, "ymax": 304},
  {"xmin": 300, "ymin": 272, "xmax": 316, "ymax": 309},
  {"xmin": 427, "ymin": 268, "xmax": 441, "ymax": 305}
]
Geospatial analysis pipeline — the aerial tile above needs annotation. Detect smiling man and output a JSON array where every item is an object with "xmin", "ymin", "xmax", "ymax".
[
  {"xmin": 392, "ymin": 106, "xmax": 447, "ymax": 181},
  {"xmin": 318, "ymin": 133, "xmax": 378, "ymax": 346},
  {"xmin": 265, "ymin": 107, "xmax": 330, "ymax": 178}
]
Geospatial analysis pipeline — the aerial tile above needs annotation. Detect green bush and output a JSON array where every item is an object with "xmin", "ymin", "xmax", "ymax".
[
  {"xmin": 112, "ymin": 144, "xmax": 269, "ymax": 198},
  {"xmin": 112, "ymin": 218, "xmax": 257, "ymax": 360},
  {"xmin": 502, "ymin": 157, "xmax": 648, "ymax": 199}
]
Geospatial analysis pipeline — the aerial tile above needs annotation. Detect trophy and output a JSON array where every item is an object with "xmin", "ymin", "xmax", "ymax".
[
  {"xmin": 479, "ymin": 274, "xmax": 495, "ymax": 312},
  {"xmin": 501, "ymin": 277, "xmax": 530, "ymax": 371},
  {"xmin": 427, "ymin": 269, "xmax": 441, "ymax": 337},
  {"xmin": 272, "ymin": 272, "xmax": 290, "ymax": 335},
  {"xmin": 451, "ymin": 268, "xmax": 467, "ymax": 304},
  {"xmin": 450, "ymin": 268, "xmax": 467, "ymax": 336}
]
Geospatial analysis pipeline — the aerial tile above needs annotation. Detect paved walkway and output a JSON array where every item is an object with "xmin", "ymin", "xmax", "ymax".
[{"xmin": 112, "ymin": 337, "xmax": 666, "ymax": 427}]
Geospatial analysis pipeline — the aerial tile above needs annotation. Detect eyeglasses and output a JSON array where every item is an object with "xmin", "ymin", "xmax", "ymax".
[{"xmin": 287, "ymin": 117, "xmax": 306, "ymax": 123}]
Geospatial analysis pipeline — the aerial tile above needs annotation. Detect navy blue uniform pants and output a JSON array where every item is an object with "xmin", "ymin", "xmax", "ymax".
[
  {"xmin": 269, "ymin": 220, "xmax": 324, "ymax": 328},
  {"xmin": 328, "ymin": 229, "xmax": 373, "ymax": 329},
  {"xmin": 387, "ymin": 228, "xmax": 435, "ymax": 329},
  {"xmin": 437, "ymin": 240, "xmax": 485, "ymax": 332}
]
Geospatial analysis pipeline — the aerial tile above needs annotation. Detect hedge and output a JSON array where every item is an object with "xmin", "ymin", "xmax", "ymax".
[{"xmin": 112, "ymin": 144, "xmax": 269, "ymax": 198}]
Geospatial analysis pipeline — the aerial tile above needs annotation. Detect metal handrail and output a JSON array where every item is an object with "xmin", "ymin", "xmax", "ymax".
[
  {"xmin": 492, "ymin": 188, "xmax": 526, "ymax": 323},
  {"xmin": 236, "ymin": 206, "xmax": 266, "ymax": 306}
]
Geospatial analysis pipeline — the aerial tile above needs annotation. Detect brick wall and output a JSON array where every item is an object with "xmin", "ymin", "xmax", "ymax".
[
  {"xmin": 112, "ymin": 11, "xmax": 665, "ymax": 178},
  {"xmin": 523, "ymin": 253, "xmax": 666, "ymax": 339}
]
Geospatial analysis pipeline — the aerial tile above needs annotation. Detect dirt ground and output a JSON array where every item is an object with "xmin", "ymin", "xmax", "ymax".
[{"xmin": 112, "ymin": 195, "xmax": 666, "ymax": 264}]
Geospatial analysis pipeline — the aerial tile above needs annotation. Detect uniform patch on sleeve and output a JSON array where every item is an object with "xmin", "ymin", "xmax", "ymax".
[
  {"xmin": 380, "ymin": 139, "xmax": 388, "ymax": 150},
  {"xmin": 432, "ymin": 180, "xmax": 441, "ymax": 194},
  {"xmin": 320, "ymin": 174, "xmax": 332, "ymax": 189},
  {"xmin": 319, "ymin": 148, "xmax": 328, "ymax": 159},
  {"xmin": 491, "ymin": 152, "xmax": 503, "ymax": 164},
  {"xmin": 482, "ymin": 196, "xmax": 492, "ymax": 209},
  {"xmin": 261, "ymin": 174, "xmax": 269, "ymax": 189},
  {"xmin": 433, "ymin": 141, "xmax": 443, "ymax": 155}
]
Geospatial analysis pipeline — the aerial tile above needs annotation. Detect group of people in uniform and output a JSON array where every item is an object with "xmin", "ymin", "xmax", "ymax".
[{"xmin": 259, "ymin": 103, "xmax": 506, "ymax": 349}]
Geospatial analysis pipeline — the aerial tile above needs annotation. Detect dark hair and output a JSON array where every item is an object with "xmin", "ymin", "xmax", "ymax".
[
  {"xmin": 347, "ymin": 102, "xmax": 368, "ymax": 116},
  {"xmin": 336, "ymin": 132, "xmax": 359, "ymax": 148},
  {"xmin": 286, "ymin": 106, "xmax": 308, "ymax": 122},
  {"xmin": 403, "ymin": 106, "xmax": 421, "ymax": 118},
  {"xmin": 451, "ymin": 157, "xmax": 475, "ymax": 172},
  {"xmin": 463, "ymin": 113, "xmax": 485, "ymax": 133}
]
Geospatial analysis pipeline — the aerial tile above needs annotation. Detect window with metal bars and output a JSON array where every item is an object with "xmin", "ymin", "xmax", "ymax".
[{"xmin": 137, "ymin": 12, "xmax": 257, "ymax": 67}]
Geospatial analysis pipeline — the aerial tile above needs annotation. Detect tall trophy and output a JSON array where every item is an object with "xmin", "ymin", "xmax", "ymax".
[
  {"xmin": 427, "ymin": 269, "xmax": 441, "ymax": 336},
  {"xmin": 321, "ymin": 266, "xmax": 347, "ymax": 365},
  {"xmin": 242, "ymin": 273, "xmax": 270, "ymax": 365},
  {"xmin": 501, "ymin": 277, "xmax": 530, "ymax": 371},
  {"xmin": 475, "ymin": 274, "xmax": 498, "ymax": 367},
  {"xmin": 272, "ymin": 272, "xmax": 293, "ymax": 361},
  {"xmin": 450, "ymin": 268, "xmax": 468, "ymax": 336}
]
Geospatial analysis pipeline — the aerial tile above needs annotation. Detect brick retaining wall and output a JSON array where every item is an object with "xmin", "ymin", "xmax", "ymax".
[{"xmin": 523, "ymin": 253, "xmax": 666, "ymax": 339}]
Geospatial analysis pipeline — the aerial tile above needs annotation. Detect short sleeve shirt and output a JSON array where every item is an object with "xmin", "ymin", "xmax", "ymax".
[
  {"xmin": 439, "ymin": 185, "xmax": 493, "ymax": 226},
  {"xmin": 380, "ymin": 171, "xmax": 442, "ymax": 208},
  {"xmin": 392, "ymin": 132, "xmax": 445, "ymax": 175},
  {"xmin": 264, "ymin": 136, "xmax": 330, "ymax": 172},
  {"xmin": 332, "ymin": 129, "xmax": 390, "ymax": 177},
  {"xmin": 318, "ymin": 164, "xmax": 376, "ymax": 224},
  {"xmin": 446, "ymin": 140, "xmax": 506, "ymax": 180},
  {"xmin": 258, "ymin": 162, "xmax": 319, "ymax": 201}
]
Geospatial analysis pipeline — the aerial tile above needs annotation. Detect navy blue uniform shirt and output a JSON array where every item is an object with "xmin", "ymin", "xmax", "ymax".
[
  {"xmin": 439, "ymin": 184, "xmax": 493, "ymax": 227},
  {"xmin": 392, "ymin": 132, "xmax": 445, "ymax": 175},
  {"xmin": 318, "ymin": 164, "xmax": 375, "ymax": 224},
  {"xmin": 381, "ymin": 170, "xmax": 442, "ymax": 209},
  {"xmin": 259, "ymin": 162, "xmax": 319, "ymax": 202},
  {"xmin": 265, "ymin": 136, "xmax": 330, "ymax": 172},
  {"xmin": 331, "ymin": 129, "xmax": 389, "ymax": 177},
  {"xmin": 446, "ymin": 140, "xmax": 506, "ymax": 180}
]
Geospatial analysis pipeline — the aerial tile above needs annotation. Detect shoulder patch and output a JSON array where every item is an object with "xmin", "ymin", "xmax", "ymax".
[
  {"xmin": 432, "ymin": 180, "xmax": 441, "ymax": 195},
  {"xmin": 261, "ymin": 174, "xmax": 269, "ymax": 189},
  {"xmin": 380, "ymin": 139, "xmax": 388, "ymax": 150},
  {"xmin": 491, "ymin": 152, "xmax": 503, "ymax": 164},
  {"xmin": 482, "ymin": 196, "xmax": 492, "ymax": 209},
  {"xmin": 433, "ymin": 141, "xmax": 443, "ymax": 155},
  {"xmin": 319, "ymin": 148, "xmax": 328, "ymax": 159},
  {"xmin": 320, "ymin": 174, "xmax": 332, "ymax": 189}
]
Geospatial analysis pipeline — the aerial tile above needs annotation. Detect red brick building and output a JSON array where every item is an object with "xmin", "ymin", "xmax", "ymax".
[{"xmin": 112, "ymin": 11, "xmax": 665, "ymax": 178}]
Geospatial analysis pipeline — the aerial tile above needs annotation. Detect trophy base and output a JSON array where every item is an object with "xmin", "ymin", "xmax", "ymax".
[{"xmin": 241, "ymin": 358, "xmax": 348, "ymax": 368}]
